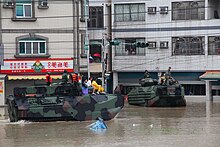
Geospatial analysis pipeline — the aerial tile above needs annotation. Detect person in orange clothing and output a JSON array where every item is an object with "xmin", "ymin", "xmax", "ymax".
[
  {"xmin": 72, "ymin": 72, "xmax": 79, "ymax": 83},
  {"xmin": 91, "ymin": 78, "xmax": 104, "ymax": 93},
  {"xmin": 45, "ymin": 72, "xmax": 52, "ymax": 86}
]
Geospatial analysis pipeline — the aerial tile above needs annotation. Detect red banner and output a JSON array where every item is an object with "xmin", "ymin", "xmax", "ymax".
[{"xmin": 0, "ymin": 58, "xmax": 74, "ymax": 74}]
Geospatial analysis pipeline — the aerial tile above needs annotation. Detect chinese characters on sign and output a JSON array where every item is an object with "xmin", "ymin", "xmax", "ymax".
[
  {"xmin": 47, "ymin": 62, "xmax": 69, "ymax": 68},
  {"xmin": 0, "ymin": 58, "xmax": 74, "ymax": 74},
  {"xmin": 10, "ymin": 63, "xmax": 28, "ymax": 69}
]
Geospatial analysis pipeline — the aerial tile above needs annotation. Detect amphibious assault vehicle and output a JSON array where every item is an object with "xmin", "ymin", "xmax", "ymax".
[
  {"xmin": 7, "ymin": 83, "xmax": 124, "ymax": 122},
  {"xmin": 127, "ymin": 73, "xmax": 186, "ymax": 107}
]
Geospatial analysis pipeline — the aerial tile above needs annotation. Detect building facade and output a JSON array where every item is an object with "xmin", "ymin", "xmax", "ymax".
[
  {"xmin": 0, "ymin": 0, "xmax": 87, "ymax": 116},
  {"xmin": 108, "ymin": 0, "xmax": 220, "ymax": 98}
]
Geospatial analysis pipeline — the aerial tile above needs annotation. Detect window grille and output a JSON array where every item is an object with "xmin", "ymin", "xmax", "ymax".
[
  {"xmin": 115, "ymin": 3, "xmax": 145, "ymax": 22},
  {"xmin": 208, "ymin": 36, "xmax": 220, "ymax": 55},
  {"xmin": 172, "ymin": 37, "xmax": 205, "ymax": 55},
  {"xmin": 172, "ymin": 1, "xmax": 205, "ymax": 20}
]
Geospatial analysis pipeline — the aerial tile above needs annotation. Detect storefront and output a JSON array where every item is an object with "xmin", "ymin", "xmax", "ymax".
[
  {"xmin": 0, "ymin": 58, "xmax": 74, "ymax": 107},
  {"xmin": 200, "ymin": 71, "xmax": 220, "ymax": 101}
]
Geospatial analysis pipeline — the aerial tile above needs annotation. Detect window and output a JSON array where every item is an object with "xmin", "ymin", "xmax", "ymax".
[
  {"xmin": 12, "ymin": 0, "xmax": 36, "ymax": 21},
  {"xmin": 89, "ymin": 40, "xmax": 102, "ymax": 63},
  {"xmin": 115, "ymin": 38, "xmax": 145, "ymax": 56},
  {"xmin": 172, "ymin": 1, "xmax": 205, "ymax": 20},
  {"xmin": 115, "ymin": 3, "xmax": 145, "ymax": 22},
  {"xmin": 19, "ymin": 39, "xmax": 46, "ymax": 55},
  {"xmin": 16, "ymin": 35, "xmax": 49, "ymax": 58},
  {"xmin": 88, "ymin": 7, "xmax": 104, "ymax": 28},
  {"xmin": 172, "ymin": 37, "xmax": 205, "ymax": 56},
  {"xmin": 208, "ymin": 36, "xmax": 220, "ymax": 55}
]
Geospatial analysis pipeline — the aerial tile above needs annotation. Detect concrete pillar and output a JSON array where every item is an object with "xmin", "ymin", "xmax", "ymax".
[
  {"xmin": 206, "ymin": 80, "xmax": 213, "ymax": 101},
  {"xmin": 113, "ymin": 72, "xmax": 118, "ymax": 90},
  {"xmin": 205, "ymin": 0, "xmax": 209, "ymax": 20}
]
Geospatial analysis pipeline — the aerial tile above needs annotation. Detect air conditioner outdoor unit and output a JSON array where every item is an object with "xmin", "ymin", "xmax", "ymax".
[
  {"xmin": 160, "ymin": 7, "xmax": 168, "ymax": 14},
  {"xmin": 41, "ymin": 1, "xmax": 48, "ymax": 7},
  {"xmin": 5, "ymin": 0, "xmax": 13, "ymax": 7},
  {"xmin": 148, "ymin": 42, "xmax": 156, "ymax": 49},
  {"xmin": 148, "ymin": 7, "xmax": 156, "ymax": 14},
  {"xmin": 160, "ymin": 42, "xmax": 168, "ymax": 49}
]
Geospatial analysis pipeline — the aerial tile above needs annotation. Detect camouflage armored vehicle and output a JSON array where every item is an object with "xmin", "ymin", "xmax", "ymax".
[
  {"xmin": 7, "ymin": 83, "xmax": 124, "ymax": 122},
  {"xmin": 127, "ymin": 72, "xmax": 186, "ymax": 107}
]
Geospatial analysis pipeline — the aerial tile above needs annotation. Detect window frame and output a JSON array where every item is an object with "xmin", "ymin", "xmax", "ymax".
[
  {"xmin": 172, "ymin": 1, "xmax": 205, "ymax": 21},
  {"xmin": 88, "ymin": 6, "xmax": 104, "ymax": 28},
  {"xmin": 172, "ymin": 37, "xmax": 205, "ymax": 56},
  {"xmin": 15, "ymin": 35, "xmax": 49, "ymax": 58},
  {"xmin": 115, "ymin": 38, "xmax": 146, "ymax": 56},
  {"xmin": 208, "ymin": 36, "xmax": 220, "ymax": 55},
  {"xmin": 114, "ymin": 3, "xmax": 145, "ymax": 22},
  {"xmin": 16, "ymin": 3, "xmax": 32, "ymax": 18},
  {"xmin": 12, "ymin": 0, "xmax": 36, "ymax": 21},
  {"xmin": 18, "ymin": 40, "xmax": 46, "ymax": 55}
]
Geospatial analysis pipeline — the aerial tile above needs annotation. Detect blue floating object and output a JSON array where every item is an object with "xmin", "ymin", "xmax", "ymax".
[{"xmin": 88, "ymin": 117, "xmax": 107, "ymax": 131}]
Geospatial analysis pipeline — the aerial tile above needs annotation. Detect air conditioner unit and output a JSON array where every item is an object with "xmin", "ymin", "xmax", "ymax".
[
  {"xmin": 41, "ymin": 1, "xmax": 48, "ymax": 7},
  {"xmin": 148, "ymin": 7, "xmax": 156, "ymax": 14},
  {"xmin": 148, "ymin": 42, "xmax": 156, "ymax": 49},
  {"xmin": 160, "ymin": 41, "xmax": 168, "ymax": 49},
  {"xmin": 4, "ymin": 0, "xmax": 13, "ymax": 7},
  {"xmin": 160, "ymin": 6, "xmax": 168, "ymax": 14}
]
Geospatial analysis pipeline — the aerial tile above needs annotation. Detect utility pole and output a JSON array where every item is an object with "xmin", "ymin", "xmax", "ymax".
[
  {"xmin": 84, "ymin": 0, "xmax": 90, "ymax": 78},
  {"xmin": 107, "ymin": 0, "xmax": 112, "ymax": 72},
  {"xmin": 101, "ymin": 34, "xmax": 109, "ymax": 90}
]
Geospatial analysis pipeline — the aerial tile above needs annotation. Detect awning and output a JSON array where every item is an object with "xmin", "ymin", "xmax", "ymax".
[
  {"xmin": 7, "ymin": 75, "xmax": 62, "ymax": 80},
  {"xmin": 199, "ymin": 71, "xmax": 220, "ymax": 80}
]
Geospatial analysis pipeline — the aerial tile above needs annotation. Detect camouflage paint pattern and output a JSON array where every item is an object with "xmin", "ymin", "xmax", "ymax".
[
  {"xmin": 128, "ymin": 78, "xmax": 186, "ymax": 107},
  {"xmin": 7, "ymin": 83, "xmax": 124, "ymax": 122}
]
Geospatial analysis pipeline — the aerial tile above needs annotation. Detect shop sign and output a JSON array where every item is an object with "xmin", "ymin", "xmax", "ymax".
[{"xmin": 0, "ymin": 58, "xmax": 74, "ymax": 74}]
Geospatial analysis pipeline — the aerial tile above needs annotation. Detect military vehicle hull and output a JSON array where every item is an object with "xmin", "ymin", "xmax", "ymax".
[
  {"xmin": 128, "ymin": 84, "xmax": 186, "ymax": 107},
  {"xmin": 7, "ymin": 83, "xmax": 124, "ymax": 122}
]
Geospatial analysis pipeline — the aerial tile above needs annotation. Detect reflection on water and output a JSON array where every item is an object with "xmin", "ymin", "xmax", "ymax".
[{"xmin": 0, "ymin": 99, "xmax": 220, "ymax": 147}]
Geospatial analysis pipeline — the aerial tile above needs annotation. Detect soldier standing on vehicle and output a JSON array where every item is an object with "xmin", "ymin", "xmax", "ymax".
[
  {"xmin": 144, "ymin": 70, "xmax": 151, "ymax": 78},
  {"xmin": 167, "ymin": 67, "xmax": 171, "ymax": 77}
]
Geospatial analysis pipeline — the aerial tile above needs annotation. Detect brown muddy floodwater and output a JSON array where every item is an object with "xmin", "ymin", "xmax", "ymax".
[{"xmin": 0, "ymin": 98, "xmax": 220, "ymax": 147}]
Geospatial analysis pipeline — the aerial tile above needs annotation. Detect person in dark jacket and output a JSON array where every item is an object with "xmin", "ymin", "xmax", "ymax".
[{"xmin": 62, "ymin": 70, "xmax": 68, "ymax": 84}]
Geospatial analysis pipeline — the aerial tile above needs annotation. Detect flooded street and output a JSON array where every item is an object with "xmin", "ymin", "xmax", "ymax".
[{"xmin": 0, "ymin": 98, "xmax": 220, "ymax": 147}]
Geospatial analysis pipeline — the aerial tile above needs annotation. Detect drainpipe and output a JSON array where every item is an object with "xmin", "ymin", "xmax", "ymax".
[
  {"xmin": 76, "ymin": 0, "xmax": 80, "ymax": 73},
  {"xmin": 0, "ymin": 2, "xmax": 2, "ymax": 44},
  {"xmin": 0, "ymin": 2, "xmax": 2, "ymax": 68},
  {"xmin": 72, "ymin": 0, "xmax": 77, "ymax": 72}
]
